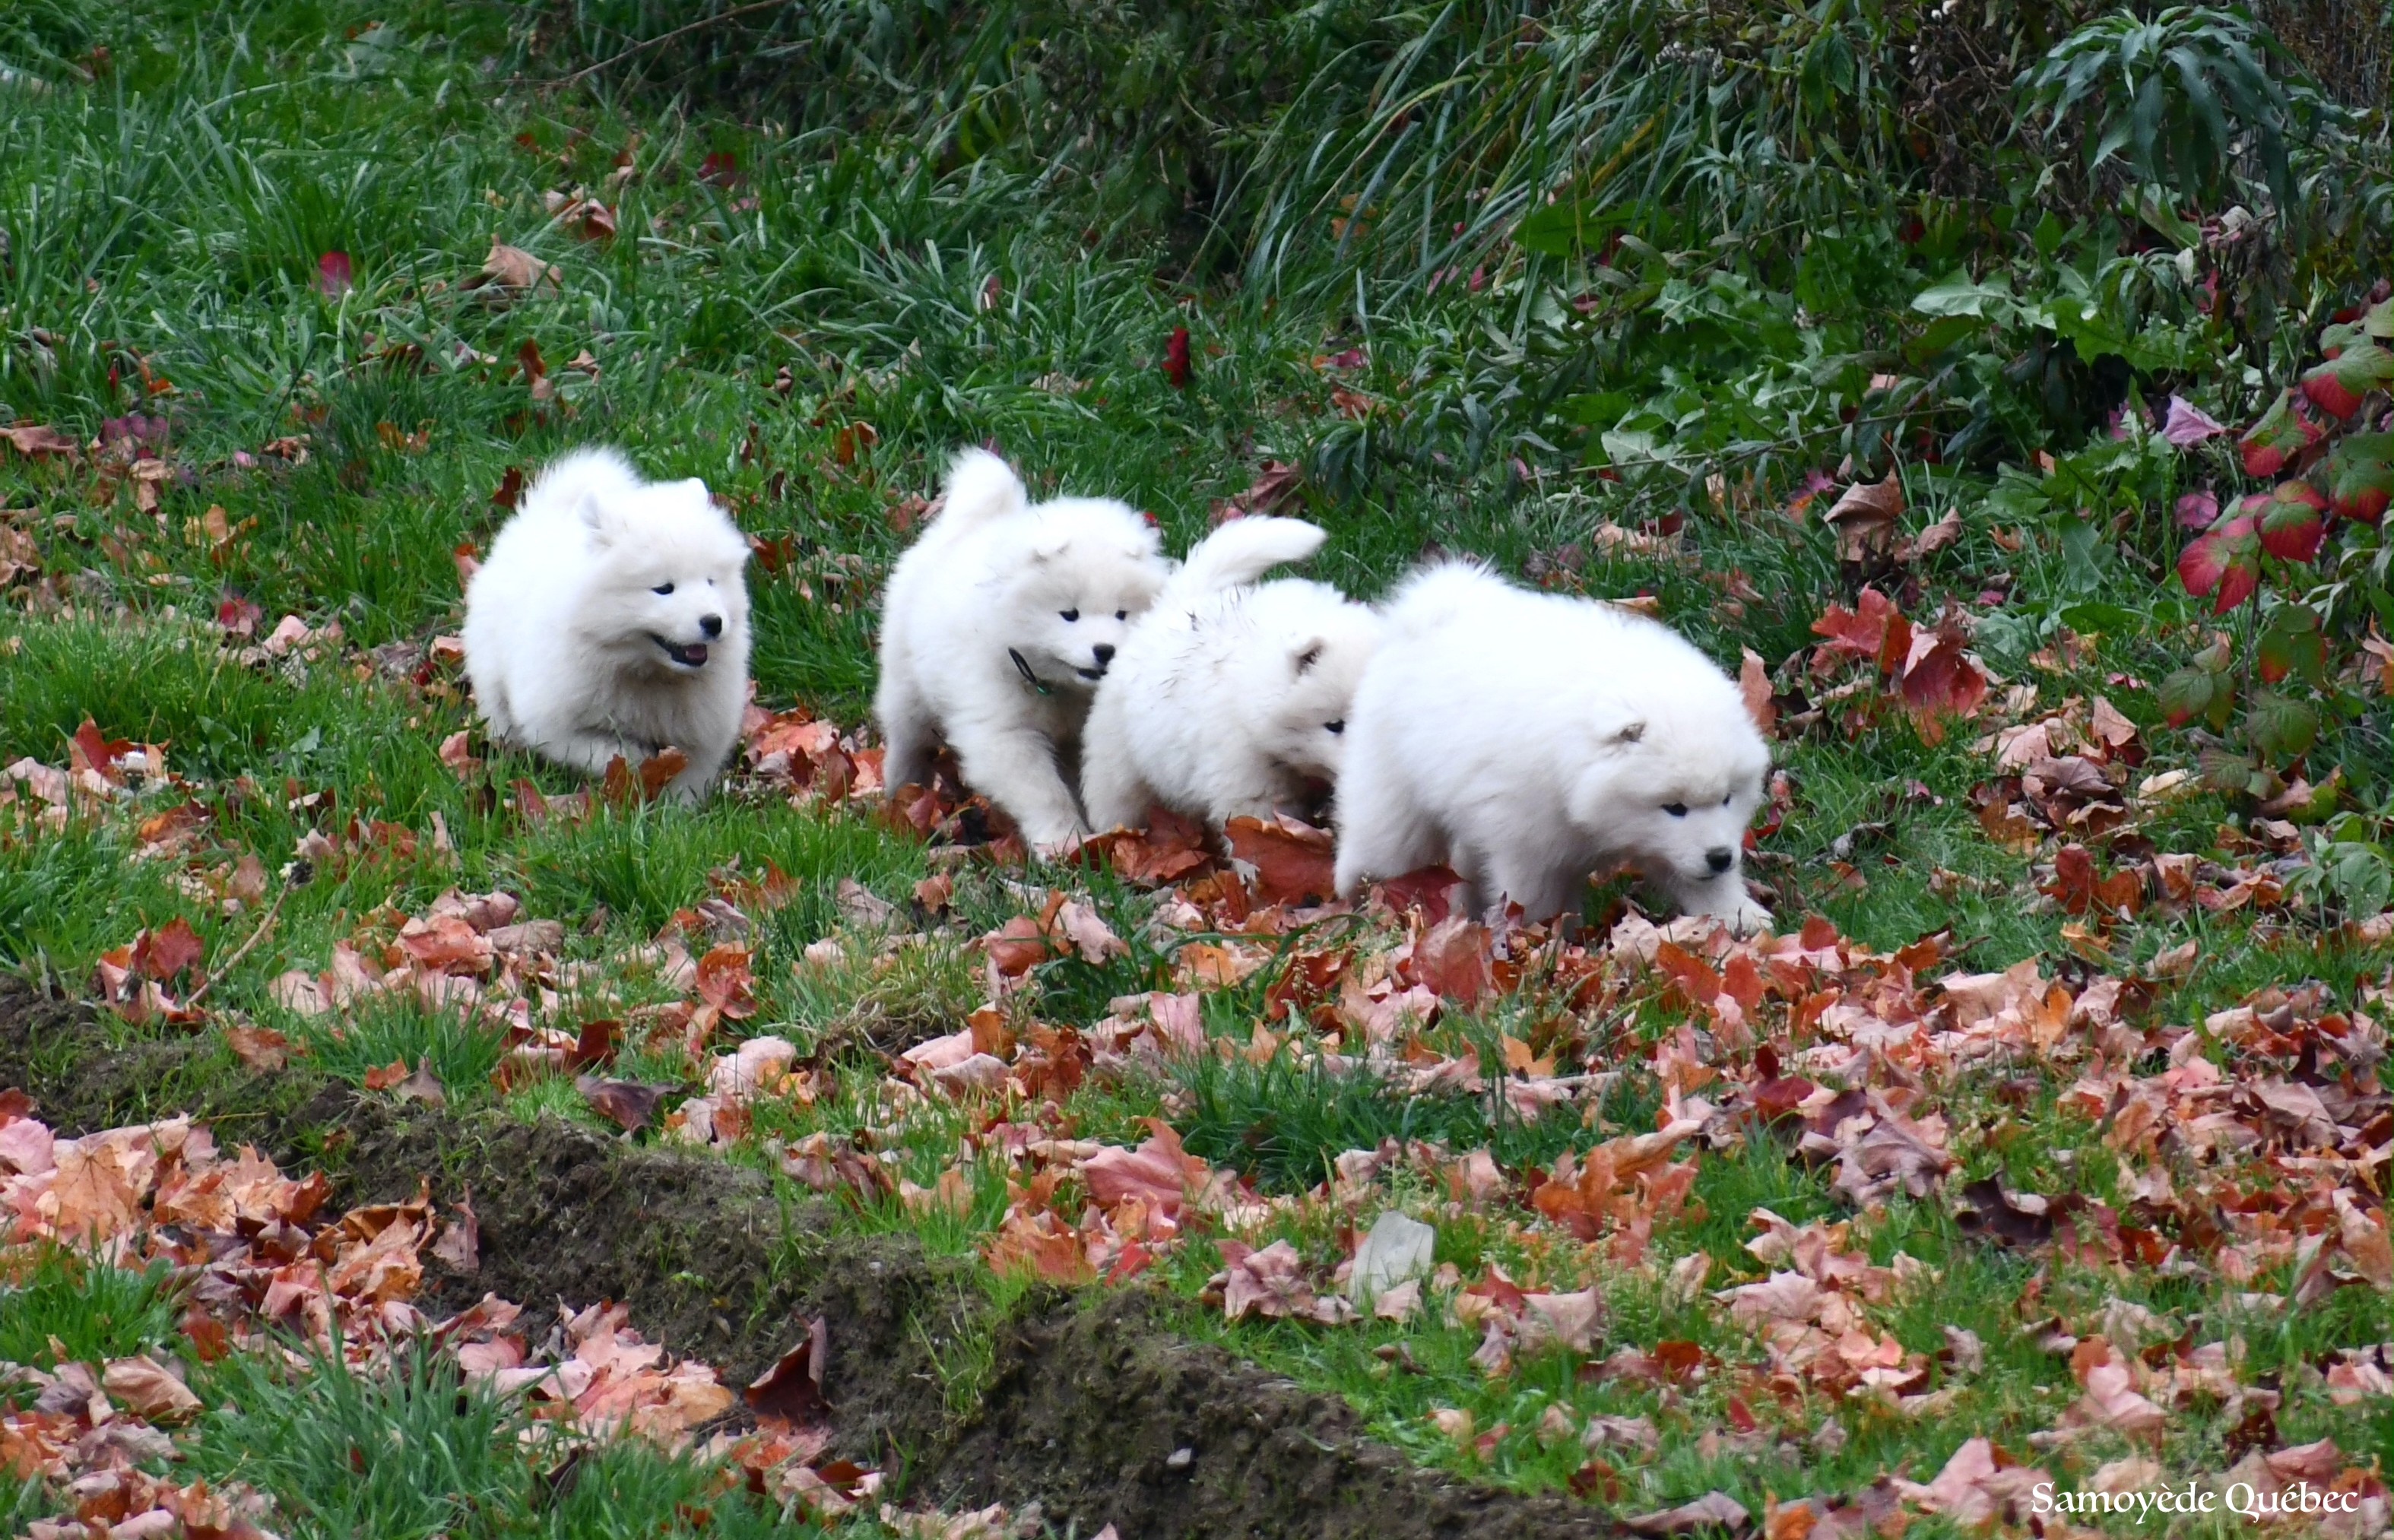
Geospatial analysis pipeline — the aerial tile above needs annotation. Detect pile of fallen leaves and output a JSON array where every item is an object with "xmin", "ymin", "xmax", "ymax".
[{"xmin": 0, "ymin": 1097, "xmax": 902, "ymax": 1533}]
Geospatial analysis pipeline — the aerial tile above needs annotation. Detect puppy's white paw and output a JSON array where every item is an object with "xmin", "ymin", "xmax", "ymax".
[
  {"xmin": 1718, "ymin": 893, "xmax": 1775, "ymax": 936},
  {"xmin": 1029, "ymin": 826, "xmax": 1094, "ymax": 862}
]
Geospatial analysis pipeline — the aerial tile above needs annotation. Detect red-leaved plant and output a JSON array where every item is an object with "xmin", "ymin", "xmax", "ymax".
[{"xmin": 2166, "ymin": 290, "xmax": 2394, "ymax": 777}]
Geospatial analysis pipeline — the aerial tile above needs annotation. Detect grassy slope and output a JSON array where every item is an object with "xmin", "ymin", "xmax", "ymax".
[{"xmin": 2, "ymin": 2, "xmax": 2389, "ymax": 1535}]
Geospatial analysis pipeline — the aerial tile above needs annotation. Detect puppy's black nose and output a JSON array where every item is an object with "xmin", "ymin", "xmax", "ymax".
[
  {"xmin": 1706, "ymin": 847, "xmax": 1734, "ymax": 873},
  {"xmin": 1092, "ymin": 643, "xmax": 1115, "ymax": 664},
  {"xmin": 699, "ymin": 613, "xmax": 724, "ymax": 639}
]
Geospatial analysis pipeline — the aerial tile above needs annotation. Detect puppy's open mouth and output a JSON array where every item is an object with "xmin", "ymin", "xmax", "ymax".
[{"xmin": 650, "ymin": 634, "xmax": 710, "ymax": 669}]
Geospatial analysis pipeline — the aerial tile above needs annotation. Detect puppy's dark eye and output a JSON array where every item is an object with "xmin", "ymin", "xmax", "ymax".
[
  {"xmin": 1115, "ymin": 610, "xmax": 1127, "ymax": 620},
  {"xmin": 1722, "ymin": 791, "xmax": 1733, "ymax": 806},
  {"xmin": 1324, "ymin": 720, "xmax": 1344, "ymax": 735},
  {"xmin": 1663, "ymin": 802, "xmax": 1688, "ymax": 817},
  {"xmin": 652, "ymin": 582, "xmax": 675, "ymax": 596},
  {"xmin": 1060, "ymin": 609, "xmax": 1080, "ymax": 622}
]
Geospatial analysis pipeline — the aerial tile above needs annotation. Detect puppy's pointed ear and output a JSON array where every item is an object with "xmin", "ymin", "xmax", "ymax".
[
  {"xmin": 579, "ymin": 490, "xmax": 619, "ymax": 546},
  {"xmin": 1290, "ymin": 638, "xmax": 1325, "ymax": 674},
  {"xmin": 1603, "ymin": 718, "xmax": 1647, "ymax": 749}
]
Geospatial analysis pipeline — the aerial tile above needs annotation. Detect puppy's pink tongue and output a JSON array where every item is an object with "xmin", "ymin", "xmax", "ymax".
[{"xmin": 683, "ymin": 644, "xmax": 708, "ymax": 665}]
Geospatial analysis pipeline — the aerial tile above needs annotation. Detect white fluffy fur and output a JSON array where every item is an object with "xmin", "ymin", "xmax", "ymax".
[
  {"xmin": 1333, "ymin": 563, "xmax": 1772, "ymax": 930},
  {"xmin": 462, "ymin": 447, "xmax": 751, "ymax": 801},
  {"xmin": 875, "ymin": 448, "xmax": 1168, "ymax": 844},
  {"xmin": 1081, "ymin": 516, "xmax": 1381, "ymax": 832}
]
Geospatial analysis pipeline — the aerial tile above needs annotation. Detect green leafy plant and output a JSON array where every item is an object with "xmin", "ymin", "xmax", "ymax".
[{"xmin": 2018, "ymin": 5, "xmax": 2319, "ymax": 216}]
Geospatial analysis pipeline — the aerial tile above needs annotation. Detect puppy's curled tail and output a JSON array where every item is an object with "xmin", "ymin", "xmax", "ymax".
[
  {"xmin": 1168, "ymin": 515, "xmax": 1325, "ymax": 597},
  {"xmin": 1384, "ymin": 558, "xmax": 1501, "ymax": 628},
  {"xmin": 932, "ymin": 447, "xmax": 1032, "ymax": 530}
]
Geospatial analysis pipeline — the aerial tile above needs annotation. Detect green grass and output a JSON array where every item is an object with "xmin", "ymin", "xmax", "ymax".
[
  {"xmin": 0, "ymin": 1246, "xmax": 186, "ymax": 1370},
  {"xmin": 188, "ymin": 1347, "xmax": 875, "ymax": 1540}
]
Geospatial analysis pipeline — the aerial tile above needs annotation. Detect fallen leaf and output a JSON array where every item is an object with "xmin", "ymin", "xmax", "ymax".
[
  {"xmin": 1739, "ymin": 648, "xmax": 1777, "ymax": 736},
  {"xmin": 395, "ymin": 1059, "xmax": 446, "ymax": 1107},
  {"xmin": 1822, "ymin": 477, "xmax": 1904, "ymax": 562},
  {"xmin": 2, "ymin": 423, "xmax": 81, "ymax": 458},
  {"xmin": 462, "ymin": 239, "xmax": 561, "ymax": 302},
  {"xmin": 1223, "ymin": 813, "xmax": 1336, "ymax": 905},
  {"xmin": 747, "ymin": 1318, "xmax": 832, "ymax": 1431},
  {"xmin": 432, "ymin": 1194, "xmax": 480, "ymax": 1272},
  {"xmin": 224, "ymin": 1025, "xmax": 291, "ymax": 1073},
  {"xmin": 577, "ymin": 1076, "xmax": 671, "ymax": 1133},
  {"xmin": 1624, "ymin": 1491, "xmax": 1750, "ymax": 1535},
  {"xmin": 102, "ymin": 1356, "xmax": 202, "ymax": 1424},
  {"xmin": 1349, "ymin": 1209, "xmax": 1437, "ymax": 1303}
]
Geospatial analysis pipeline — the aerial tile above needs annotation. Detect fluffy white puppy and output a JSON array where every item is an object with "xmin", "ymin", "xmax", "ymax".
[
  {"xmin": 1080, "ymin": 517, "xmax": 1381, "ymax": 832},
  {"xmin": 1333, "ymin": 563, "xmax": 1771, "ymax": 931},
  {"xmin": 876, "ymin": 448, "xmax": 1167, "ymax": 844},
  {"xmin": 462, "ymin": 447, "xmax": 750, "ymax": 802}
]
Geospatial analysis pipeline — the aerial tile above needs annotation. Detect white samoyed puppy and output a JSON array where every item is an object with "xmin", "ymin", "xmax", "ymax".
[
  {"xmin": 1333, "ymin": 563, "xmax": 1772, "ymax": 931},
  {"xmin": 1080, "ymin": 517, "xmax": 1382, "ymax": 832},
  {"xmin": 875, "ymin": 448, "xmax": 1168, "ymax": 845},
  {"xmin": 462, "ymin": 447, "xmax": 751, "ymax": 802}
]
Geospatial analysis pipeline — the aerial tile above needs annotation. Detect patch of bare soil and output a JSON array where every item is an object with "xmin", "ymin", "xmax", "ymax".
[{"xmin": 2, "ymin": 980, "xmax": 1614, "ymax": 1538}]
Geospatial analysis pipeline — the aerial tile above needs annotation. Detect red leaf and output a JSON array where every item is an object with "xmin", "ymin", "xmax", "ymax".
[
  {"xmin": 1092, "ymin": 806, "xmax": 1214, "ymax": 885},
  {"xmin": 2326, "ymin": 444, "xmax": 2392, "ymax": 524},
  {"xmin": 1898, "ymin": 621, "xmax": 1988, "ymax": 741},
  {"xmin": 1222, "ymin": 813, "xmax": 1336, "ymax": 905},
  {"xmin": 2298, "ymin": 340, "xmax": 2393, "ymax": 420},
  {"xmin": 217, "ymin": 594, "xmax": 264, "ymax": 636},
  {"xmin": 1411, "ymin": 915, "xmax": 1494, "ymax": 1007},
  {"xmin": 1163, "ymin": 326, "xmax": 1192, "ymax": 389},
  {"xmin": 699, "ymin": 152, "xmax": 741, "ymax": 188},
  {"xmin": 575, "ymin": 1075, "xmax": 671, "ymax": 1133},
  {"xmin": 745, "ymin": 1318, "xmax": 831, "ymax": 1431},
  {"xmin": 144, "ymin": 917, "xmax": 205, "ymax": 981},
  {"xmin": 695, "ymin": 944, "xmax": 756, "ymax": 1019},
  {"xmin": 2238, "ymin": 388, "xmax": 2324, "ymax": 477},
  {"xmin": 2253, "ymin": 481, "xmax": 2328, "ymax": 562},
  {"xmin": 316, "ymin": 252, "xmax": 353, "ymax": 298},
  {"xmin": 1810, "ymin": 587, "xmax": 1910, "ymax": 677},
  {"xmin": 71, "ymin": 719, "xmax": 132, "ymax": 784},
  {"xmin": 981, "ymin": 914, "xmax": 1053, "ymax": 976},
  {"xmin": 2174, "ymin": 489, "xmax": 2219, "ymax": 529},
  {"xmin": 492, "ymin": 466, "xmax": 525, "ymax": 510},
  {"xmin": 1375, "ymin": 865, "xmax": 1469, "ymax": 925},
  {"xmin": 566, "ymin": 1018, "xmax": 621, "ymax": 1070},
  {"xmin": 2177, "ymin": 515, "xmax": 2259, "ymax": 613}
]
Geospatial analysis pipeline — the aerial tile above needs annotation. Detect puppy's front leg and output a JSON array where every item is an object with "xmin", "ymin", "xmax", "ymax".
[
  {"xmin": 1669, "ymin": 870, "xmax": 1774, "ymax": 936},
  {"xmin": 545, "ymin": 728, "xmax": 645, "ymax": 778},
  {"xmin": 949, "ymin": 722, "xmax": 1088, "ymax": 847}
]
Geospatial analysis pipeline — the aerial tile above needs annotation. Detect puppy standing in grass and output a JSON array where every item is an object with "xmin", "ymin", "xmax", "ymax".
[
  {"xmin": 462, "ymin": 447, "xmax": 750, "ymax": 802},
  {"xmin": 1080, "ymin": 516, "xmax": 1381, "ymax": 832},
  {"xmin": 1333, "ymin": 563, "xmax": 1772, "ymax": 931},
  {"xmin": 875, "ymin": 448, "xmax": 1168, "ymax": 845}
]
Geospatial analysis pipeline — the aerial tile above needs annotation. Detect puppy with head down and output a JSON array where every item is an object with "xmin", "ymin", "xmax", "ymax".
[
  {"xmin": 1080, "ymin": 515, "xmax": 1381, "ymax": 833},
  {"xmin": 463, "ymin": 447, "xmax": 751, "ymax": 801},
  {"xmin": 1333, "ymin": 563, "xmax": 1771, "ymax": 931},
  {"xmin": 875, "ymin": 448, "xmax": 1167, "ymax": 845}
]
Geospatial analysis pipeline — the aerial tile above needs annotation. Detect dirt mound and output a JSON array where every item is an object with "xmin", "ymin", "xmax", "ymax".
[
  {"xmin": 939, "ymin": 1290, "xmax": 1615, "ymax": 1538},
  {"xmin": 1, "ymin": 980, "xmax": 1616, "ymax": 1538}
]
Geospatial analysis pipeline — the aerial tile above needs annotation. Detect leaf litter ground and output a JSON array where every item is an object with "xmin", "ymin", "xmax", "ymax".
[{"xmin": 2, "ymin": 4, "xmax": 2392, "ymax": 1537}]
